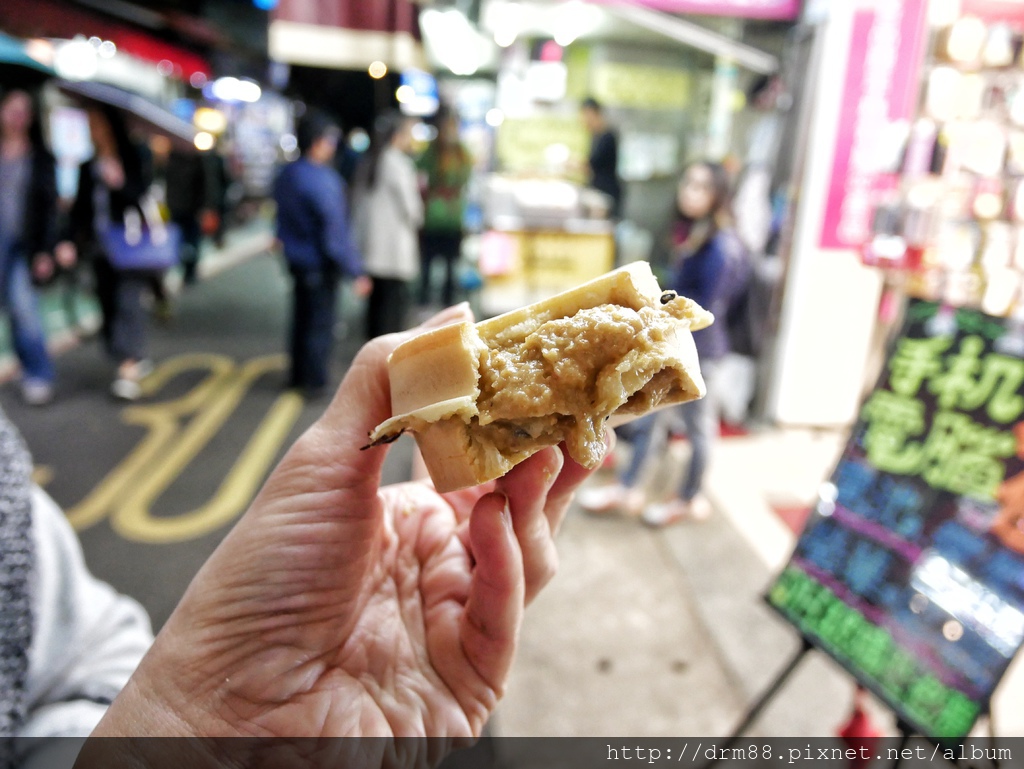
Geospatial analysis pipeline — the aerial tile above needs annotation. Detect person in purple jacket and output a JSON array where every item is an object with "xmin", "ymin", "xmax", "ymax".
[
  {"xmin": 580, "ymin": 160, "xmax": 751, "ymax": 526},
  {"xmin": 273, "ymin": 110, "xmax": 370, "ymax": 398}
]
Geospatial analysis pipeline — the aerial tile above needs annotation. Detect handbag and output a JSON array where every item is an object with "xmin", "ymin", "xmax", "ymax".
[{"xmin": 101, "ymin": 194, "xmax": 181, "ymax": 273}]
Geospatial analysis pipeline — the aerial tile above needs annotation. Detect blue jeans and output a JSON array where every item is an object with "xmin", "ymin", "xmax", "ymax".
[
  {"xmin": 617, "ymin": 361, "xmax": 721, "ymax": 501},
  {"xmin": 0, "ymin": 250, "xmax": 55, "ymax": 384}
]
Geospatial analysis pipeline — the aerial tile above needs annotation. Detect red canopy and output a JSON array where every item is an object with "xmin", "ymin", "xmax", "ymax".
[{"xmin": 0, "ymin": 0, "xmax": 210, "ymax": 79}]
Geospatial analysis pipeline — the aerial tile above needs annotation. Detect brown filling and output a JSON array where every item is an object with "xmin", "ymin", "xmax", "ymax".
[{"xmin": 460, "ymin": 302, "xmax": 699, "ymax": 470}]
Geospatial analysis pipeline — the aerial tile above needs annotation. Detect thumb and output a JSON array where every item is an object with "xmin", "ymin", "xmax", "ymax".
[{"xmin": 276, "ymin": 303, "xmax": 476, "ymax": 498}]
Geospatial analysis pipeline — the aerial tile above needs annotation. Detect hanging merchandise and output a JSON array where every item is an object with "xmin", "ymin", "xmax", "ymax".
[{"xmin": 864, "ymin": 4, "xmax": 1024, "ymax": 317}]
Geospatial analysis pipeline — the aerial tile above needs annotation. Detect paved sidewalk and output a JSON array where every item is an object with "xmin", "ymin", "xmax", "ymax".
[{"xmin": 493, "ymin": 426, "xmax": 1024, "ymax": 738}]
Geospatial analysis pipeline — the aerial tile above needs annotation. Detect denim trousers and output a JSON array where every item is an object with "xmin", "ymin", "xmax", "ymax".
[
  {"xmin": 0, "ymin": 250, "xmax": 55, "ymax": 384},
  {"xmin": 618, "ymin": 360, "xmax": 721, "ymax": 501},
  {"xmin": 289, "ymin": 269, "xmax": 339, "ymax": 390}
]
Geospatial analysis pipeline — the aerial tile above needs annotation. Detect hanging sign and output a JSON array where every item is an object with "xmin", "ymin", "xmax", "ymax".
[{"xmin": 769, "ymin": 299, "xmax": 1024, "ymax": 739}]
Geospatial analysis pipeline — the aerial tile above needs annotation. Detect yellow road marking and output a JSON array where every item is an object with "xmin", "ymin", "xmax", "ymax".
[{"xmin": 67, "ymin": 353, "xmax": 305, "ymax": 543}]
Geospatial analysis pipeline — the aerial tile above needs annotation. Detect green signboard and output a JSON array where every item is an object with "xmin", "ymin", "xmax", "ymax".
[{"xmin": 768, "ymin": 299, "xmax": 1024, "ymax": 739}]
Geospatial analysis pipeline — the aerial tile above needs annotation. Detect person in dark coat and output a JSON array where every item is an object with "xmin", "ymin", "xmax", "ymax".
[
  {"xmin": 580, "ymin": 96, "xmax": 623, "ymax": 219},
  {"xmin": 150, "ymin": 133, "xmax": 221, "ymax": 285},
  {"xmin": 273, "ymin": 110, "xmax": 368, "ymax": 397}
]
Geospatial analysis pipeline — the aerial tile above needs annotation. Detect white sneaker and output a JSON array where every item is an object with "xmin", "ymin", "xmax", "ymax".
[
  {"xmin": 641, "ymin": 495, "xmax": 712, "ymax": 528},
  {"xmin": 21, "ymin": 380, "xmax": 54, "ymax": 406},
  {"xmin": 578, "ymin": 484, "xmax": 645, "ymax": 516},
  {"xmin": 688, "ymin": 494, "xmax": 713, "ymax": 521},
  {"xmin": 111, "ymin": 377, "xmax": 142, "ymax": 401}
]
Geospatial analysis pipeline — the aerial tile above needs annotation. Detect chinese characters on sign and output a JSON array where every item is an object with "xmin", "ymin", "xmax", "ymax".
[{"xmin": 769, "ymin": 300, "xmax": 1024, "ymax": 739}]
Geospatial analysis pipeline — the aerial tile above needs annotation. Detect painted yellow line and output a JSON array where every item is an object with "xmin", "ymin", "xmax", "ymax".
[
  {"xmin": 67, "ymin": 353, "xmax": 304, "ymax": 543},
  {"xmin": 66, "ymin": 419, "xmax": 178, "ymax": 531},
  {"xmin": 112, "ymin": 355, "xmax": 301, "ymax": 543}
]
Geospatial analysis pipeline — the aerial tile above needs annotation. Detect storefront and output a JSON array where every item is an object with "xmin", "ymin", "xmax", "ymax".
[
  {"xmin": 445, "ymin": 0, "xmax": 794, "ymax": 315},
  {"xmin": 768, "ymin": 0, "xmax": 1024, "ymax": 427}
]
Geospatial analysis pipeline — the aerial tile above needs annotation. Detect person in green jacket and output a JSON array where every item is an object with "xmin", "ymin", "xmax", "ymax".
[{"xmin": 416, "ymin": 107, "xmax": 472, "ymax": 308}]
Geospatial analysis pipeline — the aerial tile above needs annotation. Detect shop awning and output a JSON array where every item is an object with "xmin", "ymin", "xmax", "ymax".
[
  {"xmin": 269, "ymin": 0, "xmax": 425, "ymax": 71},
  {"xmin": 604, "ymin": 3, "xmax": 780, "ymax": 73},
  {"xmin": 591, "ymin": 0, "xmax": 801, "ymax": 21},
  {"xmin": 0, "ymin": 0, "xmax": 211, "ymax": 80}
]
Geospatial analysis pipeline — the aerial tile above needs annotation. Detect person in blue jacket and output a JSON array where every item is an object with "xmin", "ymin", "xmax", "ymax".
[
  {"xmin": 273, "ymin": 110, "xmax": 369, "ymax": 397},
  {"xmin": 580, "ymin": 160, "xmax": 751, "ymax": 526}
]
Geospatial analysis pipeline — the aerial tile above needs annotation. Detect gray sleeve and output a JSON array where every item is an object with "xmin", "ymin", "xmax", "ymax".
[{"xmin": 15, "ymin": 486, "xmax": 153, "ymax": 746}]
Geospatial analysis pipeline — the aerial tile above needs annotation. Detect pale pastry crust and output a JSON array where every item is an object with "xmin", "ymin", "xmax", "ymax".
[{"xmin": 369, "ymin": 261, "xmax": 713, "ymax": 492}]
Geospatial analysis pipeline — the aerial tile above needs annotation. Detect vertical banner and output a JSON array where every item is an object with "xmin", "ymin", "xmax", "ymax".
[
  {"xmin": 819, "ymin": 0, "xmax": 929, "ymax": 249},
  {"xmin": 769, "ymin": 300, "xmax": 1024, "ymax": 738}
]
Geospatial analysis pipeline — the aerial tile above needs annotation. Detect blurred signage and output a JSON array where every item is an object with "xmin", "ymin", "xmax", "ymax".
[
  {"xmin": 820, "ymin": 0, "xmax": 929, "ymax": 250},
  {"xmin": 768, "ymin": 299, "xmax": 1024, "ymax": 739},
  {"xmin": 481, "ymin": 229, "xmax": 615, "ymax": 292},
  {"xmin": 495, "ymin": 117, "xmax": 589, "ymax": 174},
  {"xmin": 398, "ymin": 68, "xmax": 440, "ymax": 116},
  {"xmin": 588, "ymin": 0, "xmax": 800, "ymax": 19},
  {"xmin": 591, "ymin": 62, "xmax": 691, "ymax": 110}
]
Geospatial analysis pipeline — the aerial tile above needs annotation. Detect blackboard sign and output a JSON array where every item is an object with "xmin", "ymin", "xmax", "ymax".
[{"xmin": 768, "ymin": 299, "xmax": 1024, "ymax": 739}]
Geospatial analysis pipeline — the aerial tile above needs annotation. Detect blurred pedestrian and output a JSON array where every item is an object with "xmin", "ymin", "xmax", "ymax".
[
  {"xmin": 0, "ymin": 89, "xmax": 73, "ymax": 406},
  {"xmin": 579, "ymin": 160, "xmax": 751, "ymax": 526},
  {"xmin": 353, "ymin": 110, "xmax": 423, "ymax": 339},
  {"xmin": 150, "ymin": 133, "xmax": 220, "ymax": 286},
  {"xmin": 734, "ymin": 73, "xmax": 786, "ymax": 257},
  {"xmin": 273, "ymin": 109, "xmax": 367, "ymax": 398},
  {"xmin": 335, "ymin": 126, "xmax": 368, "ymax": 188},
  {"xmin": 580, "ymin": 96, "xmax": 623, "ymax": 220},
  {"xmin": 417, "ymin": 106, "xmax": 472, "ymax": 308},
  {"xmin": 68, "ymin": 106, "xmax": 156, "ymax": 401}
]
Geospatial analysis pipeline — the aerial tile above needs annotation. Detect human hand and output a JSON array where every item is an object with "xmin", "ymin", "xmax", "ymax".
[
  {"xmin": 352, "ymin": 274, "xmax": 373, "ymax": 298},
  {"xmin": 31, "ymin": 253, "xmax": 55, "ymax": 283},
  {"xmin": 84, "ymin": 305, "xmax": 602, "ymax": 750},
  {"xmin": 54, "ymin": 240, "xmax": 77, "ymax": 269}
]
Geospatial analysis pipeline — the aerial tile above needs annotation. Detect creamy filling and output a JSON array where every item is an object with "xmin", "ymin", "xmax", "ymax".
[{"xmin": 458, "ymin": 302, "xmax": 699, "ymax": 470}]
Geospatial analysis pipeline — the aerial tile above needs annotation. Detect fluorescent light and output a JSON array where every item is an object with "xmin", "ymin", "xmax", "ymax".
[{"xmin": 209, "ymin": 77, "xmax": 262, "ymax": 103}]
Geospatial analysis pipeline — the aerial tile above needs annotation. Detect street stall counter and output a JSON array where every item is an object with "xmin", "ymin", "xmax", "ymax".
[{"xmin": 478, "ymin": 175, "xmax": 616, "ymax": 316}]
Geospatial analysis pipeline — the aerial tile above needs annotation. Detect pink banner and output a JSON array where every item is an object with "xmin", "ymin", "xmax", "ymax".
[
  {"xmin": 588, "ymin": 0, "xmax": 801, "ymax": 20},
  {"xmin": 820, "ymin": 0, "xmax": 929, "ymax": 250},
  {"xmin": 960, "ymin": 0, "xmax": 1024, "ymax": 22}
]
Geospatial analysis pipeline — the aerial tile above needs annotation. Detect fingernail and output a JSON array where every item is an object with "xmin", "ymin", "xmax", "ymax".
[
  {"xmin": 495, "ymin": 492, "xmax": 512, "ymax": 529},
  {"xmin": 420, "ymin": 302, "xmax": 473, "ymax": 330}
]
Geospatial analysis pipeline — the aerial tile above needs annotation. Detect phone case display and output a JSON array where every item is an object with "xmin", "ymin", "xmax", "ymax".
[{"xmin": 867, "ymin": 12, "xmax": 1024, "ymax": 316}]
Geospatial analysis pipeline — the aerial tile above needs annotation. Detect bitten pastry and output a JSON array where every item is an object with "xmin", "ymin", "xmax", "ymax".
[{"xmin": 368, "ymin": 261, "xmax": 713, "ymax": 492}]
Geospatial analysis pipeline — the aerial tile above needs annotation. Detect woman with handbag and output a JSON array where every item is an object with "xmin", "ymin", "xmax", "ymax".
[
  {"xmin": 0, "ymin": 89, "xmax": 74, "ymax": 406},
  {"xmin": 70, "ymin": 106, "xmax": 157, "ymax": 401}
]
